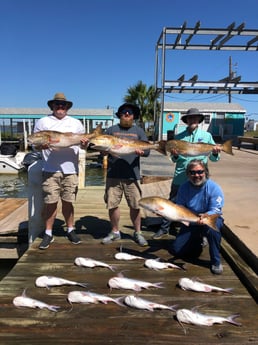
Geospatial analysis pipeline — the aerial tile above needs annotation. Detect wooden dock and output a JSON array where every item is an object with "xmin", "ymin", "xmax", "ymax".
[{"xmin": 0, "ymin": 187, "xmax": 257, "ymax": 345}]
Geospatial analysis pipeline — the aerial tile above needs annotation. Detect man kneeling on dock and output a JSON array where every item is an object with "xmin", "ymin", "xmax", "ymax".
[{"xmin": 170, "ymin": 159, "xmax": 224, "ymax": 275}]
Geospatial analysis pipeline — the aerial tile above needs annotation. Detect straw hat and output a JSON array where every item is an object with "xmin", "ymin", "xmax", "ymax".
[
  {"xmin": 181, "ymin": 108, "xmax": 204, "ymax": 124},
  {"xmin": 47, "ymin": 92, "xmax": 73, "ymax": 110}
]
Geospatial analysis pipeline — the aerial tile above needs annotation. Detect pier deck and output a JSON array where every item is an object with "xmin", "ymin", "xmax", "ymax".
[{"xmin": 0, "ymin": 187, "xmax": 257, "ymax": 345}]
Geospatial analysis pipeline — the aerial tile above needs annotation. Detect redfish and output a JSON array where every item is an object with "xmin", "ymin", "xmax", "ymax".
[
  {"xmin": 139, "ymin": 196, "xmax": 220, "ymax": 231},
  {"xmin": 88, "ymin": 134, "xmax": 166, "ymax": 156},
  {"xmin": 163, "ymin": 139, "xmax": 233, "ymax": 156},
  {"xmin": 28, "ymin": 123, "xmax": 102, "ymax": 149}
]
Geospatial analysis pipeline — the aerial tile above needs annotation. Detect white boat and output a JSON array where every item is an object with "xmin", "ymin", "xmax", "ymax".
[{"xmin": 0, "ymin": 152, "xmax": 26, "ymax": 174}]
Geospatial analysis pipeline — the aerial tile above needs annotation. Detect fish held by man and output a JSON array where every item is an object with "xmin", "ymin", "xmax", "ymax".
[
  {"xmin": 163, "ymin": 139, "xmax": 233, "ymax": 157},
  {"xmin": 13, "ymin": 289, "xmax": 60, "ymax": 312},
  {"xmin": 139, "ymin": 196, "xmax": 219, "ymax": 231},
  {"xmin": 88, "ymin": 134, "xmax": 166, "ymax": 156},
  {"xmin": 123, "ymin": 295, "xmax": 177, "ymax": 312},
  {"xmin": 35, "ymin": 275, "xmax": 88, "ymax": 288},
  {"xmin": 28, "ymin": 123, "xmax": 102, "ymax": 150},
  {"xmin": 178, "ymin": 277, "xmax": 233, "ymax": 293},
  {"xmin": 74, "ymin": 257, "xmax": 115, "ymax": 271}
]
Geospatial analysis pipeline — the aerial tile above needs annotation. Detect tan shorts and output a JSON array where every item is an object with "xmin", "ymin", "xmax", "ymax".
[
  {"xmin": 104, "ymin": 178, "xmax": 142, "ymax": 210},
  {"xmin": 42, "ymin": 172, "xmax": 78, "ymax": 204}
]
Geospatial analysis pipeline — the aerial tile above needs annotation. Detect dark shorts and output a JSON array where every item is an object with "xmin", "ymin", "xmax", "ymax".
[
  {"xmin": 104, "ymin": 178, "xmax": 142, "ymax": 209},
  {"xmin": 42, "ymin": 172, "xmax": 78, "ymax": 204}
]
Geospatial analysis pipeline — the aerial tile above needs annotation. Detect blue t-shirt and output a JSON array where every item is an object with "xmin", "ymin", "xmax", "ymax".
[{"xmin": 176, "ymin": 179, "xmax": 224, "ymax": 216}]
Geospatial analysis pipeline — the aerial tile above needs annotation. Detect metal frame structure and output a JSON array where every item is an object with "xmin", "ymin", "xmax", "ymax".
[{"xmin": 154, "ymin": 22, "xmax": 258, "ymax": 139}]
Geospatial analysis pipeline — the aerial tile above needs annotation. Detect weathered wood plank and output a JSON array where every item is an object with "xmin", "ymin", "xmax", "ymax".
[{"xmin": 0, "ymin": 186, "xmax": 257, "ymax": 345}]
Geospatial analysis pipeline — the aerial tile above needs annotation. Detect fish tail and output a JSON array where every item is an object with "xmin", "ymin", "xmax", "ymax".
[
  {"xmin": 115, "ymin": 297, "xmax": 126, "ymax": 307},
  {"xmin": 48, "ymin": 305, "xmax": 60, "ymax": 312},
  {"xmin": 227, "ymin": 314, "xmax": 242, "ymax": 326},
  {"xmin": 157, "ymin": 140, "xmax": 168, "ymax": 156},
  {"xmin": 154, "ymin": 282, "xmax": 164, "ymax": 289},
  {"xmin": 110, "ymin": 265, "xmax": 116, "ymax": 272},
  {"xmin": 204, "ymin": 214, "xmax": 220, "ymax": 231},
  {"xmin": 169, "ymin": 304, "xmax": 179, "ymax": 311},
  {"xmin": 225, "ymin": 288, "xmax": 234, "ymax": 294},
  {"xmin": 222, "ymin": 140, "xmax": 233, "ymax": 155},
  {"xmin": 78, "ymin": 283, "xmax": 88, "ymax": 288}
]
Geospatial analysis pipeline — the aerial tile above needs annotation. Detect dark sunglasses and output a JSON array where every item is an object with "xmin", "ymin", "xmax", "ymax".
[
  {"xmin": 189, "ymin": 170, "xmax": 205, "ymax": 176},
  {"xmin": 53, "ymin": 101, "xmax": 67, "ymax": 107},
  {"xmin": 120, "ymin": 108, "xmax": 134, "ymax": 115}
]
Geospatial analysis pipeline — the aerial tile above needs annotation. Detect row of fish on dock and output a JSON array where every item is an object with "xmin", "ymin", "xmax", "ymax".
[
  {"xmin": 27, "ymin": 123, "xmax": 234, "ymax": 158},
  {"xmin": 13, "ymin": 251, "xmax": 241, "ymax": 333}
]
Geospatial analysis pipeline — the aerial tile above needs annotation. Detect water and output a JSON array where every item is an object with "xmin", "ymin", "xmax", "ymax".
[{"xmin": 0, "ymin": 165, "xmax": 105, "ymax": 198}]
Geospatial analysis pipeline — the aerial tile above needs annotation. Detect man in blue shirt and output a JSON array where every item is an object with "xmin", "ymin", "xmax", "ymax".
[
  {"xmin": 153, "ymin": 108, "xmax": 221, "ymax": 239},
  {"xmin": 170, "ymin": 159, "xmax": 224, "ymax": 274}
]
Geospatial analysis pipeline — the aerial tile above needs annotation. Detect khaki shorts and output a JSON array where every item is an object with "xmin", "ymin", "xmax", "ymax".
[
  {"xmin": 42, "ymin": 172, "xmax": 78, "ymax": 204},
  {"xmin": 104, "ymin": 178, "xmax": 142, "ymax": 210}
]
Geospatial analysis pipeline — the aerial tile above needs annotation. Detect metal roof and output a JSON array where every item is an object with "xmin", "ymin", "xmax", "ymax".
[
  {"xmin": 0, "ymin": 108, "xmax": 114, "ymax": 116},
  {"xmin": 163, "ymin": 102, "xmax": 246, "ymax": 113}
]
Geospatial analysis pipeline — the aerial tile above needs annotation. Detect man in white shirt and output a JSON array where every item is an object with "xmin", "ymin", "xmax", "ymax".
[{"xmin": 34, "ymin": 93, "xmax": 86, "ymax": 250}]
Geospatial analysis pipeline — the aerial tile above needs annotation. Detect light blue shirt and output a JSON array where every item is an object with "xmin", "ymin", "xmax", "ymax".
[{"xmin": 171, "ymin": 127, "xmax": 220, "ymax": 186}]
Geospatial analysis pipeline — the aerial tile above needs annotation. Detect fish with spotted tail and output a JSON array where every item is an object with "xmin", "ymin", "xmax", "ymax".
[
  {"xmin": 28, "ymin": 123, "xmax": 102, "ymax": 150},
  {"xmin": 139, "ymin": 196, "xmax": 220, "ymax": 231},
  {"xmin": 88, "ymin": 134, "xmax": 167, "ymax": 157},
  {"xmin": 161, "ymin": 139, "xmax": 233, "ymax": 157}
]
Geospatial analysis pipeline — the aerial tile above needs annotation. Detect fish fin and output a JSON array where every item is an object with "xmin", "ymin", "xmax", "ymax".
[
  {"xmin": 227, "ymin": 314, "xmax": 242, "ymax": 326},
  {"xmin": 119, "ymin": 244, "xmax": 123, "ymax": 252},
  {"xmin": 221, "ymin": 139, "xmax": 234, "ymax": 155},
  {"xmin": 22, "ymin": 288, "xmax": 27, "ymax": 297},
  {"xmin": 204, "ymin": 286, "xmax": 213, "ymax": 292},
  {"xmin": 134, "ymin": 284, "xmax": 142, "ymax": 292},
  {"xmin": 203, "ymin": 214, "xmax": 220, "ymax": 231},
  {"xmin": 156, "ymin": 140, "xmax": 168, "ymax": 156}
]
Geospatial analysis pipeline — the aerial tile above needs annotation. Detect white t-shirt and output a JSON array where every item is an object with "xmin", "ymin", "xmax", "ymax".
[{"xmin": 34, "ymin": 114, "xmax": 85, "ymax": 174}]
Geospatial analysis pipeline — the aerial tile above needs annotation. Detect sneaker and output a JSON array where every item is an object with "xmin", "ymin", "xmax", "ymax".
[
  {"xmin": 211, "ymin": 264, "xmax": 223, "ymax": 275},
  {"xmin": 39, "ymin": 234, "xmax": 54, "ymax": 250},
  {"xmin": 152, "ymin": 229, "xmax": 168, "ymax": 239},
  {"xmin": 67, "ymin": 230, "xmax": 81, "ymax": 244},
  {"xmin": 134, "ymin": 231, "xmax": 148, "ymax": 247},
  {"xmin": 101, "ymin": 231, "xmax": 121, "ymax": 244}
]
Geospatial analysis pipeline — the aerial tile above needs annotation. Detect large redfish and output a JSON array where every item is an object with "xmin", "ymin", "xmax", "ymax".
[
  {"xmin": 88, "ymin": 134, "xmax": 166, "ymax": 156},
  {"xmin": 162, "ymin": 139, "xmax": 233, "ymax": 156},
  {"xmin": 28, "ymin": 123, "xmax": 102, "ymax": 150},
  {"xmin": 139, "ymin": 196, "xmax": 219, "ymax": 231}
]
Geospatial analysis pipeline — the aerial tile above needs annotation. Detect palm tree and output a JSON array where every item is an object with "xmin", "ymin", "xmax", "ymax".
[{"xmin": 123, "ymin": 81, "xmax": 160, "ymax": 131}]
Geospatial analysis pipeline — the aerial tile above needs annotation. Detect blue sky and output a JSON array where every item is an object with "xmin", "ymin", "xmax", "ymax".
[{"xmin": 1, "ymin": 0, "xmax": 258, "ymax": 119}]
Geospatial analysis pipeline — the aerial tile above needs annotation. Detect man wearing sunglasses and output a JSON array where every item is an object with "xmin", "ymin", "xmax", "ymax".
[
  {"xmin": 34, "ymin": 92, "xmax": 86, "ymax": 250},
  {"xmin": 153, "ymin": 107, "xmax": 221, "ymax": 240},
  {"xmin": 170, "ymin": 159, "xmax": 224, "ymax": 275},
  {"xmin": 101, "ymin": 102, "xmax": 150, "ymax": 247}
]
